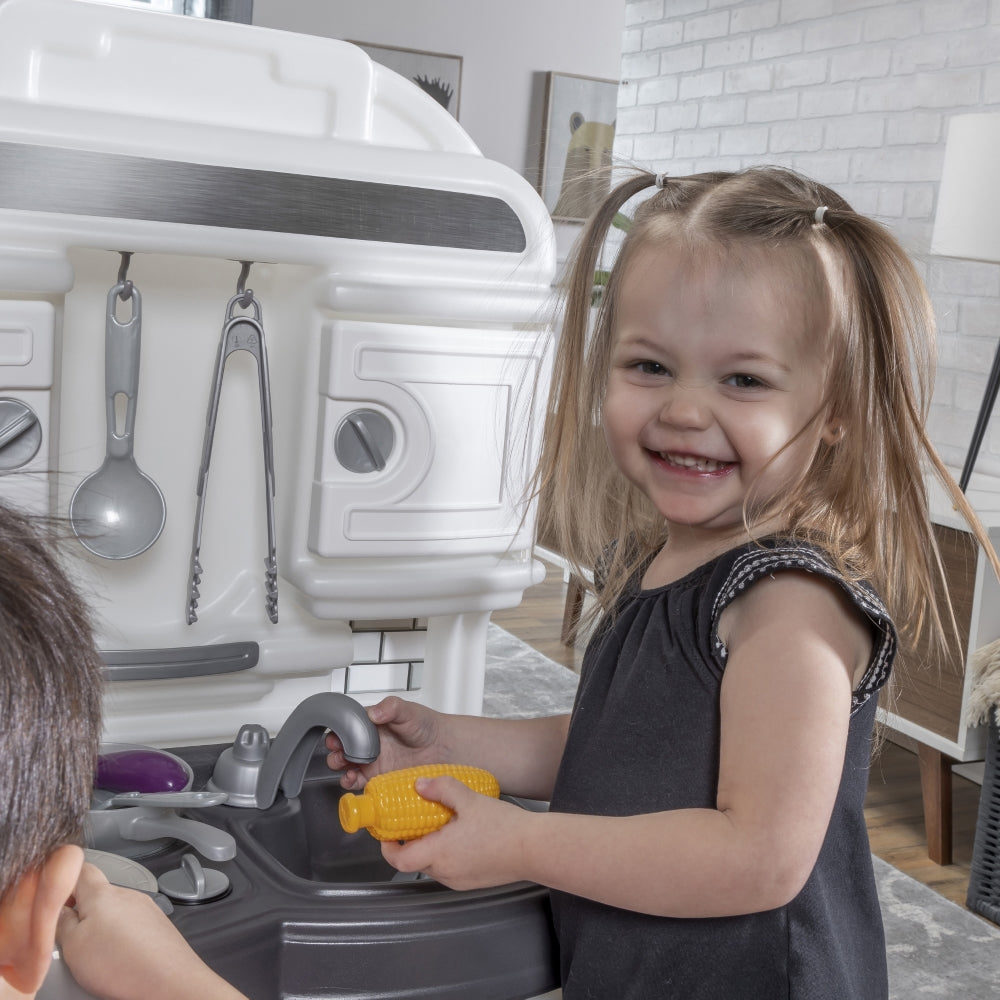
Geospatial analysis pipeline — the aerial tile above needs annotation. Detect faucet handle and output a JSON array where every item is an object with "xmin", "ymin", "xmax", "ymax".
[
  {"xmin": 208, "ymin": 723, "xmax": 271, "ymax": 807},
  {"xmin": 233, "ymin": 723, "xmax": 270, "ymax": 761}
]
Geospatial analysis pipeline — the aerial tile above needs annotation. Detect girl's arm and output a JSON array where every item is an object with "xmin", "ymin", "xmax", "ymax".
[
  {"xmin": 327, "ymin": 696, "xmax": 571, "ymax": 802},
  {"xmin": 425, "ymin": 709, "xmax": 572, "ymax": 801},
  {"xmin": 386, "ymin": 571, "xmax": 871, "ymax": 918}
]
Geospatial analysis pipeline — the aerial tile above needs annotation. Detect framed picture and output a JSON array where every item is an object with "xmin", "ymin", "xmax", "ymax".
[
  {"xmin": 538, "ymin": 72, "xmax": 619, "ymax": 222},
  {"xmin": 351, "ymin": 41, "xmax": 463, "ymax": 120}
]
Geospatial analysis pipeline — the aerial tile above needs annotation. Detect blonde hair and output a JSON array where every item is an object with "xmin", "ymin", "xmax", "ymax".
[{"xmin": 534, "ymin": 166, "xmax": 998, "ymax": 660}]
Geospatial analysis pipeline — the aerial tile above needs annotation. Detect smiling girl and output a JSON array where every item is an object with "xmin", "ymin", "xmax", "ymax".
[{"xmin": 327, "ymin": 167, "xmax": 997, "ymax": 999}]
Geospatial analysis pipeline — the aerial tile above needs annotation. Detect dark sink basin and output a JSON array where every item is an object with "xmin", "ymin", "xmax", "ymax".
[
  {"xmin": 244, "ymin": 777, "xmax": 397, "ymax": 883},
  {"xmin": 133, "ymin": 744, "xmax": 559, "ymax": 1000}
]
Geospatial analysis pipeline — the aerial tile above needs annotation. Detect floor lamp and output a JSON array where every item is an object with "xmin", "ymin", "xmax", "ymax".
[{"xmin": 931, "ymin": 111, "xmax": 1000, "ymax": 492}]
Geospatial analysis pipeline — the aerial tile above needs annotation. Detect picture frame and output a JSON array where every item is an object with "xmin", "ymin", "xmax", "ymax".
[
  {"xmin": 351, "ymin": 41, "xmax": 463, "ymax": 120},
  {"xmin": 538, "ymin": 72, "xmax": 619, "ymax": 223}
]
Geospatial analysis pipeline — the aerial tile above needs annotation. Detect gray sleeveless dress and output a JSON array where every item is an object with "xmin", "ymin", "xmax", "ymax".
[{"xmin": 548, "ymin": 539, "xmax": 895, "ymax": 999}]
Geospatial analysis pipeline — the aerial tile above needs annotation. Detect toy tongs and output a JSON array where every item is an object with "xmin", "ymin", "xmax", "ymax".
[{"xmin": 187, "ymin": 264, "xmax": 277, "ymax": 625}]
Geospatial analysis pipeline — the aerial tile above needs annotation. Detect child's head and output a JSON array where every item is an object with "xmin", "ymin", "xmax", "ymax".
[
  {"xmin": 601, "ymin": 225, "xmax": 840, "ymax": 550},
  {"xmin": 0, "ymin": 503, "xmax": 103, "ymax": 991},
  {"xmin": 536, "ymin": 166, "xmax": 963, "ymax": 647}
]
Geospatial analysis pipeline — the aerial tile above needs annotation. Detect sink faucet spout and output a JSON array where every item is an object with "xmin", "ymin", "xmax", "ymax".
[{"xmin": 250, "ymin": 692, "xmax": 379, "ymax": 810}]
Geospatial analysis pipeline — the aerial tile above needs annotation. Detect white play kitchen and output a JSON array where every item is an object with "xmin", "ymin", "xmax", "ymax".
[{"xmin": 0, "ymin": 0, "xmax": 560, "ymax": 996}]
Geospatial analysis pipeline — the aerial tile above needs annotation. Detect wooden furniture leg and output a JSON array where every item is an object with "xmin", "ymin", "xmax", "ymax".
[
  {"xmin": 918, "ymin": 744, "xmax": 954, "ymax": 865},
  {"xmin": 561, "ymin": 573, "xmax": 585, "ymax": 646}
]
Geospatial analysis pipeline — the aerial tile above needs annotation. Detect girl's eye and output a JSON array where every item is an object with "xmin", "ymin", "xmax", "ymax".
[
  {"xmin": 725, "ymin": 373, "xmax": 765, "ymax": 389},
  {"xmin": 635, "ymin": 360, "xmax": 668, "ymax": 376}
]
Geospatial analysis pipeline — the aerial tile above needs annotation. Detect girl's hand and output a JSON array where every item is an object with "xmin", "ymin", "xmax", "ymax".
[
  {"xmin": 325, "ymin": 696, "xmax": 444, "ymax": 790},
  {"xmin": 381, "ymin": 776, "xmax": 530, "ymax": 890}
]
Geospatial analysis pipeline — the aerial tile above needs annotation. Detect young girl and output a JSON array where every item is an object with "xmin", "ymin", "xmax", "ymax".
[{"xmin": 327, "ymin": 166, "xmax": 998, "ymax": 998}]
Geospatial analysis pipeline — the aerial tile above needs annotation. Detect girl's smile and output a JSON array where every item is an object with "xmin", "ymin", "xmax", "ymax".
[
  {"xmin": 603, "ymin": 240, "xmax": 839, "ymax": 563},
  {"xmin": 650, "ymin": 450, "xmax": 735, "ymax": 475}
]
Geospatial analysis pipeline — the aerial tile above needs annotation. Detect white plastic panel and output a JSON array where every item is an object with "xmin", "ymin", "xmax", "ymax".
[
  {"xmin": 309, "ymin": 320, "xmax": 549, "ymax": 557},
  {"xmin": 346, "ymin": 661, "xmax": 411, "ymax": 694},
  {"xmin": 0, "ymin": 0, "xmax": 372, "ymax": 139},
  {"xmin": 0, "ymin": 301, "xmax": 54, "ymax": 387},
  {"xmin": 0, "ymin": 301, "xmax": 54, "ymax": 513},
  {"xmin": 0, "ymin": 0, "xmax": 480, "ymax": 153}
]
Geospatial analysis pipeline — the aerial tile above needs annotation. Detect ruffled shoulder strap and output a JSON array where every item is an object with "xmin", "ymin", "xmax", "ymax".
[{"xmin": 710, "ymin": 541, "xmax": 896, "ymax": 715}]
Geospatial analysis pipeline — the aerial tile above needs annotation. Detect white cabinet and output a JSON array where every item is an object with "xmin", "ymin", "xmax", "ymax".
[{"xmin": 878, "ymin": 476, "xmax": 1000, "ymax": 862}]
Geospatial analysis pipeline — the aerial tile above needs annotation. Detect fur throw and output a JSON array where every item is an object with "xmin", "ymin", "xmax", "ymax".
[{"xmin": 967, "ymin": 637, "xmax": 1000, "ymax": 728}]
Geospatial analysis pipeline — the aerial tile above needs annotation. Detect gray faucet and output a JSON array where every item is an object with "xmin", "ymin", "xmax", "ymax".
[
  {"xmin": 209, "ymin": 692, "xmax": 380, "ymax": 810},
  {"xmin": 86, "ymin": 791, "xmax": 237, "ymax": 861}
]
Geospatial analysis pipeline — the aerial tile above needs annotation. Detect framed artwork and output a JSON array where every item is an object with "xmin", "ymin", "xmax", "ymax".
[
  {"xmin": 352, "ymin": 41, "xmax": 463, "ymax": 120},
  {"xmin": 538, "ymin": 72, "xmax": 619, "ymax": 222}
]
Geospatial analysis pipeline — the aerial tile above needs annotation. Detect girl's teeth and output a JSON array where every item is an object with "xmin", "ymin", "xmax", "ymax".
[{"xmin": 661, "ymin": 452, "xmax": 726, "ymax": 472}]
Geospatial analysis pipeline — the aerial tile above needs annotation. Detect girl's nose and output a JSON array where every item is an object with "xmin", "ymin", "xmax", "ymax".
[{"xmin": 659, "ymin": 381, "xmax": 711, "ymax": 429}]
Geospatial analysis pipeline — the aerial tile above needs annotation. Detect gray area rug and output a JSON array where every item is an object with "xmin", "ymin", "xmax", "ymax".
[{"xmin": 484, "ymin": 623, "xmax": 1000, "ymax": 999}]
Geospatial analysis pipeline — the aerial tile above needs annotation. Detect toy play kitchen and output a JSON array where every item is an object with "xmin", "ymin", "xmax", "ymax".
[{"xmin": 0, "ymin": 0, "xmax": 559, "ymax": 995}]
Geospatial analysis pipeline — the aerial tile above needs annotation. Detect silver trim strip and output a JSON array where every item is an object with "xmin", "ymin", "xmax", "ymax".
[{"xmin": 0, "ymin": 141, "xmax": 526, "ymax": 252}]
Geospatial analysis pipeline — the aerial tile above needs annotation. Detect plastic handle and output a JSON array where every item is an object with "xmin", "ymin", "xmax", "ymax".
[
  {"xmin": 109, "ymin": 790, "xmax": 228, "ymax": 809},
  {"xmin": 104, "ymin": 282, "xmax": 142, "ymax": 461},
  {"xmin": 347, "ymin": 413, "xmax": 386, "ymax": 470},
  {"xmin": 101, "ymin": 641, "xmax": 259, "ymax": 681}
]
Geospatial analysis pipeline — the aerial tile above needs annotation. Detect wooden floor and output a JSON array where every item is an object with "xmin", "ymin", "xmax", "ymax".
[{"xmin": 493, "ymin": 557, "xmax": 984, "ymax": 910}]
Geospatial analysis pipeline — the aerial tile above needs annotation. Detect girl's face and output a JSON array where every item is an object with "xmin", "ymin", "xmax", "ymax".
[{"xmin": 603, "ymin": 240, "xmax": 839, "ymax": 555}]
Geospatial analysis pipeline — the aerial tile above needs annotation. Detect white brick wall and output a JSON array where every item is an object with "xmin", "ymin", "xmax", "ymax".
[{"xmin": 616, "ymin": 0, "xmax": 1000, "ymax": 481}]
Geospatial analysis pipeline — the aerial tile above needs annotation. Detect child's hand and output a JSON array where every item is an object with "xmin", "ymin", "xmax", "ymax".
[
  {"xmin": 381, "ymin": 776, "xmax": 530, "ymax": 890},
  {"xmin": 56, "ymin": 863, "xmax": 246, "ymax": 1000},
  {"xmin": 325, "ymin": 696, "xmax": 443, "ymax": 790}
]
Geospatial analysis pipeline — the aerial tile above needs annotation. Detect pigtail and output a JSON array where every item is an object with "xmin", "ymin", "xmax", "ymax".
[
  {"xmin": 813, "ymin": 212, "xmax": 937, "ymax": 636},
  {"xmin": 533, "ymin": 171, "xmax": 660, "ymax": 597},
  {"xmin": 790, "ymin": 203, "xmax": 997, "ymax": 664}
]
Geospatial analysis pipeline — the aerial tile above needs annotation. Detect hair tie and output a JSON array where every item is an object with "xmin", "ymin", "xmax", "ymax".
[
  {"xmin": 654, "ymin": 173, "xmax": 667, "ymax": 190},
  {"xmin": 814, "ymin": 205, "xmax": 828, "ymax": 224}
]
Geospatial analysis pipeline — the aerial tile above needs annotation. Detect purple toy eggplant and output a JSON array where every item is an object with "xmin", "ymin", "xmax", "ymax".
[{"xmin": 95, "ymin": 748, "xmax": 190, "ymax": 793}]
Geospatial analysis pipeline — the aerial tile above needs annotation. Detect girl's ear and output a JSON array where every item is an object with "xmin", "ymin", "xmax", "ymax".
[
  {"xmin": 821, "ymin": 419, "xmax": 844, "ymax": 446},
  {"xmin": 0, "ymin": 844, "xmax": 83, "ymax": 994}
]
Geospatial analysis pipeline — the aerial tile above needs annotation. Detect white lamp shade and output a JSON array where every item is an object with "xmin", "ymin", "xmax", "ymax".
[{"xmin": 932, "ymin": 111, "xmax": 1000, "ymax": 265}]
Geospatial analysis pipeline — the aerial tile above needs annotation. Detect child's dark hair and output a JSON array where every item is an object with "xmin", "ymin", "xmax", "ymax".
[
  {"xmin": 534, "ymin": 165, "xmax": 998, "ymax": 660},
  {"xmin": 0, "ymin": 503, "xmax": 104, "ymax": 902}
]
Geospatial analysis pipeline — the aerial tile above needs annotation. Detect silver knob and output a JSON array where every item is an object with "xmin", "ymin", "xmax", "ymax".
[
  {"xmin": 334, "ymin": 408, "xmax": 394, "ymax": 473},
  {"xmin": 0, "ymin": 398, "xmax": 41, "ymax": 472}
]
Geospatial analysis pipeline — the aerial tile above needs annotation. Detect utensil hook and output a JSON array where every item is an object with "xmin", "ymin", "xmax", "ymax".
[
  {"xmin": 235, "ymin": 261, "xmax": 253, "ymax": 309},
  {"xmin": 117, "ymin": 252, "xmax": 133, "ymax": 302}
]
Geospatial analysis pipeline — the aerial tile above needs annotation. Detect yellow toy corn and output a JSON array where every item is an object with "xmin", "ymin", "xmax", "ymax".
[{"xmin": 338, "ymin": 763, "xmax": 500, "ymax": 841}]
